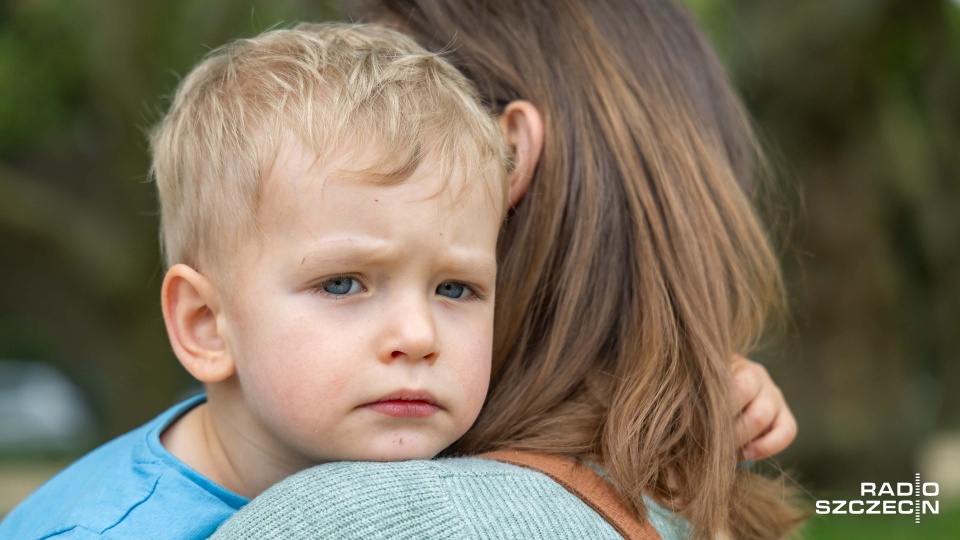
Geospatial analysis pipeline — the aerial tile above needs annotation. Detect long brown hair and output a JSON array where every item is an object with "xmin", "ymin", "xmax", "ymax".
[{"xmin": 350, "ymin": 0, "xmax": 804, "ymax": 537}]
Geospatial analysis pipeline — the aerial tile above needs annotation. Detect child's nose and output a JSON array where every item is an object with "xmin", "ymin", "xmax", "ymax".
[{"xmin": 378, "ymin": 298, "xmax": 439, "ymax": 364}]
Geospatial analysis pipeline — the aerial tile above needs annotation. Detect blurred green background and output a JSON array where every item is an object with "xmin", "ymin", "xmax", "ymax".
[{"xmin": 1, "ymin": 0, "xmax": 958, "ymax": 536}]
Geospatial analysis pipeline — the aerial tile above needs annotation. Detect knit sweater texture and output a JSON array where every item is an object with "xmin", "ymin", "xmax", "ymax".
[{"xmin": 211, "ymin": 458, "xmax": 690, "ymax": 539}]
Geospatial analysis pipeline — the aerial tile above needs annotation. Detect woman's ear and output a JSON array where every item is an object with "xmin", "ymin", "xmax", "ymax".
[
  {"xmin": 499, "ymin": 100, "xmax": 544, "ymax": 207},
  {"xmin": 161, "ymin": 264, "xmax": 235, "ymax": 383}
]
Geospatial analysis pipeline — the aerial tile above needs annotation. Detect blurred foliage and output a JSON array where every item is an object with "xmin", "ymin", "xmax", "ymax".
[
  {"xmin": 803, "ymin": 503, "xmax": 960, "ymax": 539},
  {"xmin": 687, "ymin": 0, "xmax": 960, "ymax": 490},
  {"xmin": 0, "ymin": 0, "xmax": 957, "ymax": 497},
  {"xmin": 0, "ymin": 0, "xmax": 339, "ymax": 440}
]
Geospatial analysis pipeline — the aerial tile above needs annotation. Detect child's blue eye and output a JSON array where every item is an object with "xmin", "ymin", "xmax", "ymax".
[
  {"xmin": 436, "ymin": 281, "xmax": 472, "ymax": 299},
  {"xmin": 320, "ymin": 277, "xmax": 361, "ymax": 295}
]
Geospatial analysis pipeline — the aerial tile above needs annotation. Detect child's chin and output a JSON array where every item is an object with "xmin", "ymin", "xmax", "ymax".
[{"xmin": 357, "ymin": 437, "xmax": 447, "ymax": 462}]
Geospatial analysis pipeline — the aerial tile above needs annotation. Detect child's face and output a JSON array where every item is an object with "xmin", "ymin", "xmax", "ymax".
[{"xmin": 217, "ymin": 140, "xmax": 501, "ymax": 468}]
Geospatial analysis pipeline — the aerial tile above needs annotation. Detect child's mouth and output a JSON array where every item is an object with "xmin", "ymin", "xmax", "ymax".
[{"xmin": 361, "ymin": 391, "xmax": 440, "ymax": 418}]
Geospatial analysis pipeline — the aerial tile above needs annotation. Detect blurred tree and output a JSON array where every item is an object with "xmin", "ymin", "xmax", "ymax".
[
  {"xmin": 688, "ymin": 0, "xmax": 960, "ymax": 487},
  {"xmin": 0, "ymin": 0, "xmax": 340, "ymax": 440}
]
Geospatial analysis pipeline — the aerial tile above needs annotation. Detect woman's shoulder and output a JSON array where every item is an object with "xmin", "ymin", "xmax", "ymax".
[{"xmin": 211, "ymin": 458, "xmax": 689, "ymax": 539}]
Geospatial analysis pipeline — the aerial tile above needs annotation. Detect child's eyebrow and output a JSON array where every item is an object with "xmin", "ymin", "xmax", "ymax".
[
  {"xmin": 296, "ymin": 239, "xmax": 497, "ymax": 280},
  {"xmin": 298, "ymin": 238, "xmax": 398, "ymax": 267},
  {"xmin": 440, "ymin": 248, "xmax": 498, "ymax": 282}
]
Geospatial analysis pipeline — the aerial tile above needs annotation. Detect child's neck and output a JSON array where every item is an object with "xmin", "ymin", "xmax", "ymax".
[{"xmin": 160, "ymin": 397, "xmax": 312, "ymax": 499}]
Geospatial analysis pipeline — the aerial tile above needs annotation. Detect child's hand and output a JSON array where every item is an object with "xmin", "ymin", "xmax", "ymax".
[{"xmin": 732, "ymin": 355, "xmax": 797, "ymax": 462}]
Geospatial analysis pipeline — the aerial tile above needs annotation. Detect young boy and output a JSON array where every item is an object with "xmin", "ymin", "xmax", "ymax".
[{"xmin": 0, "ymin": 23, "xmax": 509, "ymax": 539}]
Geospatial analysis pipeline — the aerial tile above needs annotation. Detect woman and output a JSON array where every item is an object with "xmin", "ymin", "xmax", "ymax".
[{"xmin": 215, "ymin": 0, "xmax": 803, "ymax": 537}]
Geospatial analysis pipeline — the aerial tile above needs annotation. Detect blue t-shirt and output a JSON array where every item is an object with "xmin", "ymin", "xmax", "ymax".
[{"xmin": 0, "ymin": 395, "xmax": 248, "ymax": 539}]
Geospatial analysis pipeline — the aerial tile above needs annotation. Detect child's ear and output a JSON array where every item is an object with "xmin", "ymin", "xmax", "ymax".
[
  {"xmin": 498, "ymin": 100, "xmax": 544, "ymax": 207},
  {"xmin": 161, "ymin": 264, "xmax": 235, "ymax": 383}
]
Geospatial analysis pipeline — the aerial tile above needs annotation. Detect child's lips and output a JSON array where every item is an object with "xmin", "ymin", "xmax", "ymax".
[{"xmin": 361, "ymin": 391, "xmax": 440, "ymax": 418}]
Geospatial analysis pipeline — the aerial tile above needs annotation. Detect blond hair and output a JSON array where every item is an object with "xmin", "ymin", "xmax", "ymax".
[
  {"xmin": 150, "ymin": 22, "xmax": 507, "ymax": 276},
  {"xmin": 354, "ymin": 0, "xmax": 805, "ymax": 538}
]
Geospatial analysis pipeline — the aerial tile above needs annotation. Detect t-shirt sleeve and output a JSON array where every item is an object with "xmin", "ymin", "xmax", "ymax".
[
  {"xmin": 27, "ymin": 526, "xmax": 102, "ymax": 539},
  {"xmin": 210, "ymin": 461, "xmax": 465, "ymax": 540}
]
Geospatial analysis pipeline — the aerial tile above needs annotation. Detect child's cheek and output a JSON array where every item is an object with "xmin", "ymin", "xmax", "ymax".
[{"xmin": 457, "ymin": 339, "xmax": 492, "ymax": 413}]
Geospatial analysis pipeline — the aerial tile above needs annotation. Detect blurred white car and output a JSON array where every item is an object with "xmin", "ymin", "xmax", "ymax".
[{"xmin": 0, "ymin": 360, "xmax": 95, "ymax": 453}]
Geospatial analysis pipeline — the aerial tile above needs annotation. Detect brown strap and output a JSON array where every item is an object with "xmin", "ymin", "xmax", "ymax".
[{"xmin": 479, "ymin": 451, "xmax": 662, "ymax": 540}]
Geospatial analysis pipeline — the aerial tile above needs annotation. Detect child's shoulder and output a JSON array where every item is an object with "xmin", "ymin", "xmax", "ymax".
[{"xmin": 0, "ymin": 395, "xmax": 246, "ymax": 539}]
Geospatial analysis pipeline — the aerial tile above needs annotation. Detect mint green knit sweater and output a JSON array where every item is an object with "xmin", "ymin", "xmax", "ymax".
[{"xmin": 211, "ymin": 458, "xmax": 690, "ymax": 539}]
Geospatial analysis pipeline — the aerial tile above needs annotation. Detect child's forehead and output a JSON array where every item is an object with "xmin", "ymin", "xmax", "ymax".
[{"xmin": 262, "ymin": 134, "xmax": 502, "ymax": 212}]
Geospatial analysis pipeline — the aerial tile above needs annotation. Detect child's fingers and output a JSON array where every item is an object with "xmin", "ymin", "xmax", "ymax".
[
  {"xmin": 741, "ymin": 408, "xmax": 798, "ymax": 461},
  {"xmin": 731, "ymin": 355, "xmax": 764, "ymax": 414},
  {"xmin": 730, "ymin": 355, "xmax": 798, "ymax": 460},
  {"xmin": 735, "ymin": 384, "xmax": 780, "ymax": 448}
]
